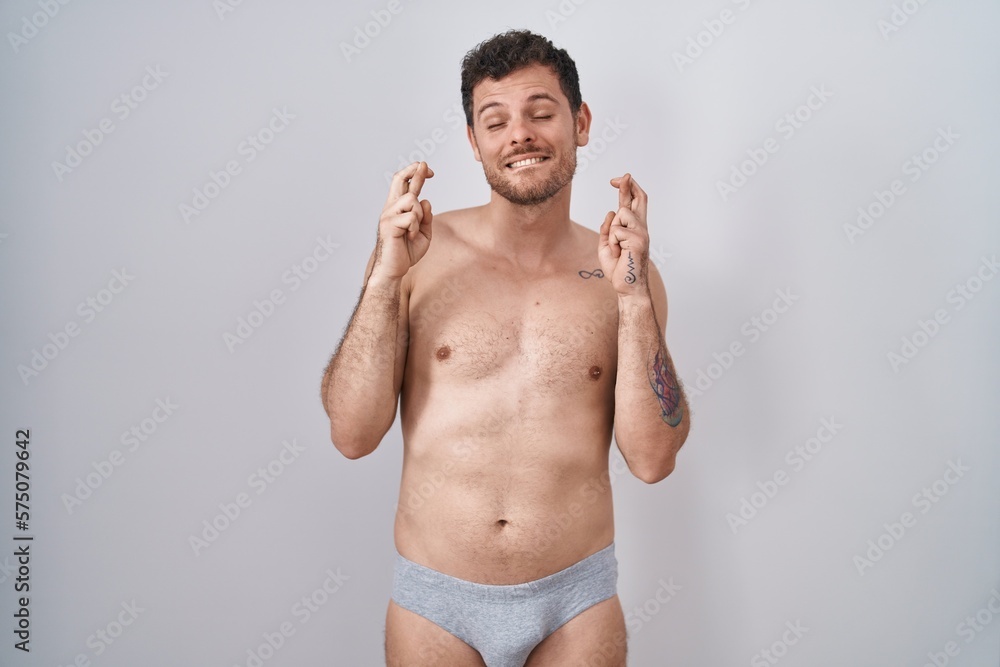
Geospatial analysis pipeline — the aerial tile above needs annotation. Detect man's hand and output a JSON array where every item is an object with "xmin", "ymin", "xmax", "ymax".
[
  {"xmin": 598, "ymin": 173, "xmax": 650, "ymax": 297},
  {"xmin": 372, "ymin": 161, "xmax": 434, "ymax": 281}
]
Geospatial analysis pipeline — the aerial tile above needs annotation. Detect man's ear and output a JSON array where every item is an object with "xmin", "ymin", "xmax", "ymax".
[
  {"xmin": 575, "ymin": 101, "xmax": 593, "ymax": 148},
  {"xmin": 466, "ymin": 124, "xmax": 483, "ymax": 163}
]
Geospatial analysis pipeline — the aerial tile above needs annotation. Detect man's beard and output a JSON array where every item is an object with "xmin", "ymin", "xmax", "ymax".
[{"xmin": 482, "ymin": 149, "xmax": 577, "ymax": 206}]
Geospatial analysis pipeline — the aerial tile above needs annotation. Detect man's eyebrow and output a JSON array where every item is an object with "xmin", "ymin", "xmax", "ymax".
[
  {"xmin": 476, "ymin": 93, "xmax": 561, "ymax": 119},
  {"xmin": 477, "ymin": 101, "xmax": 504, "ymax": 118},
  {"xmin": 525, "ymin": 92, "xmax": 559, "ymax": 105}
]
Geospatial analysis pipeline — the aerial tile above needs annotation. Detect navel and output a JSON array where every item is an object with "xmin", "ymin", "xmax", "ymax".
[
  {"xmin": 435, "ymin": 345, "xmax": 451, "ymax": 360},
  {"xmin": 496, "ymin": 519, "xmax": 509, "ymax": 528},
  {"xmin": 588, "ymin": 365, "xmax": 602, "ymax": 380}
]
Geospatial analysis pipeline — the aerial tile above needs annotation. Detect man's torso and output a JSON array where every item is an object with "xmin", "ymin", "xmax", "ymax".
[{"xmin": 394, "ymin": 206, "xmax": 621, "ymax": 584}]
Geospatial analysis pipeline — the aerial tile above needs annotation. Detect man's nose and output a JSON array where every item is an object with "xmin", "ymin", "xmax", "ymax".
[{"xmin": 508, "ymin": 116, "xmax": 536, "ymax": 145}]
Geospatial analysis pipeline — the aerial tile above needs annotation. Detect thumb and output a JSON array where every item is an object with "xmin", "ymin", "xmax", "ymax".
[
  {"xmin": 419, "ymin": 200, "xmax": 433, "ymax": 237},
  {"xmin": 598, "ymin": 211, "xmax": 614, "ymax": 249},
  {"xmin": 597, "ymin": 211, "xmax": 621, "ymax": 257}
]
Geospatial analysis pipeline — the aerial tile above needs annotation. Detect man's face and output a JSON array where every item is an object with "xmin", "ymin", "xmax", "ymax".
[{"xmin": 467, "ymin": 63, "xmax": 591, "ymax": 206}]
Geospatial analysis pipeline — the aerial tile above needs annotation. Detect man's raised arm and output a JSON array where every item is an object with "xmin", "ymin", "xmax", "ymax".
[
  {"xmin": 320, "ymin": 161, "xmax": 434, "ymax": 459},
  {"xmin": 598, "ymin": 173, "xmax": 691, "ymax": 483}
]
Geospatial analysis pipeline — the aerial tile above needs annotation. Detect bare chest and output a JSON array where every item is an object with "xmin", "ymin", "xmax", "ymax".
[{"xmin": 407, "ymin": 266, "xmax": 620, "ymax": 395}]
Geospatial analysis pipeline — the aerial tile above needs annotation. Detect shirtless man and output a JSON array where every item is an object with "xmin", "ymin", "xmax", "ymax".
[{"xmin": 321, "ymin": 30, "xmax": 690, "ymax": 666}]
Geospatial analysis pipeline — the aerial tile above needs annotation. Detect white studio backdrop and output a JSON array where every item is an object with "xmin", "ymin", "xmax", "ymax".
[{"xmin": 1, "ymin": 1, "xmax": 998, "ymax": 665}]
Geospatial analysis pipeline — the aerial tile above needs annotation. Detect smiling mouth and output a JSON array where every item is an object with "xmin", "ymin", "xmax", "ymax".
[{"xmin": 506, "ymin": 156, "xmax": 549, "ymax": 169}]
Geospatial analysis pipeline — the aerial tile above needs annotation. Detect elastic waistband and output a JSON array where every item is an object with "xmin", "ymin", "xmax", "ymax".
[{"xmin": 393, "ymin": 542, "xmax": 617, "ymax": 602}]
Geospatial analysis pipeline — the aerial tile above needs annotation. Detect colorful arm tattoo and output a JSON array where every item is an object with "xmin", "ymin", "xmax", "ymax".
[{"xmin": 648, "ymin": 345, "xmax": 684, "ymax": 427}]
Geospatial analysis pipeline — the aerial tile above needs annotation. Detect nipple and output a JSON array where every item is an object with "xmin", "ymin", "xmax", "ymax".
[
  {"xmin": 436, "ymin": 345, "xmax": 451, "ymax": 360},
  {"xmin": 588, "ymin": 365, "xmax": 602, "ymax": 380}
]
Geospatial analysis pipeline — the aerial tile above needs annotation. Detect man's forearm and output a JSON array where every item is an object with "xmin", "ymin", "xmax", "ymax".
[
  {"xmin": 322, "ymin": 274, "xmax": 402, "ymax": 457},
  {"xmin": 614, "ymin": 294, "xmax": 690, "ymax": 483}
]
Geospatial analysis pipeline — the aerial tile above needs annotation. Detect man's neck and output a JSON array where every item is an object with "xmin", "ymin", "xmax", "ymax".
[{"xmin": 482, "ymin": 186, "xmax": 574, "ymax": 272}]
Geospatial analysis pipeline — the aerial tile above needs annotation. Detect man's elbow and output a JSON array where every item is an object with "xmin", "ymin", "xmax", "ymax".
[
  {"xmin": 633, "ymin": 439, "xmax": 685, "ymax": 484},
  {"xmin": 635, "ymin": 457, "xmax": 676, "ymax": 484},
  {"xmin": 325, "ymin": 397, "xmax": 396, "ymax": 460},
  {"xmin": 333, "ymin": 440, "xmax": 376, "ymax": 460},
  {"xmin": 637, "ymin": 423, "xmax": 691, "ymax": 484},
  {"xmin": 329, "ymin": 424, "xmax": 381, "ymax": 460}
]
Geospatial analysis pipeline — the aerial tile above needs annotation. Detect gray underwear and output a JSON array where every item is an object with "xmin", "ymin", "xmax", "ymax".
[{"xmin": 390, "ymin": 542, "xmax": 618, "ymax": 667}]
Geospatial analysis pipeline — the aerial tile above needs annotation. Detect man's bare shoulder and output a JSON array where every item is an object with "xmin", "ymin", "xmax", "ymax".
[
  {"xmin": 571, "ymin": 219, "xmax": 600, "ymax": 241},
  {"xmin": 427, "ymin": 205, "xmax": 483, "ymax": 241},
  {"xmin": 405, "ymin": 205, "xmax": 482, "ymax": 291}
]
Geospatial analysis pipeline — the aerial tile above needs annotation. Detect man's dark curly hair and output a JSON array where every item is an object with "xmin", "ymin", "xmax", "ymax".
[{"xmin": 461, "ymin": 30, "xmax": 582, "ymax": 129}]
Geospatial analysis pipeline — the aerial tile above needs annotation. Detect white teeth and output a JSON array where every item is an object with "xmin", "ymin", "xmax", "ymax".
[{"xmin": 508, "ymin": 156, "xmax": 546, "ymax": 168}]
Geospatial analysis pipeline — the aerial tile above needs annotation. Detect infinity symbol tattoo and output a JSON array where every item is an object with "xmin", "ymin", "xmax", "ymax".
[{"xmin": 578, "ymin": 269, "xmax": 605, "ymax": 279}]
